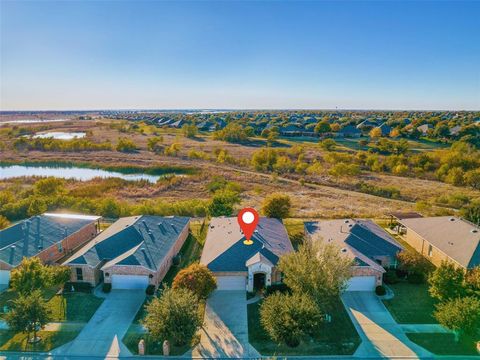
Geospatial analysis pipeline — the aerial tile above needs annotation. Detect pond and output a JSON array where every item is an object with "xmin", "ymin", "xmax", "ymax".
[
  {"xmin": 0, "ymin": 164, "xmax": 168, "ymax": 183},
  {"xmin": 0, "ymin": 119, "xmax": 71, "ymax": 125},
  {"xmin": 31, "ymin": 132, "xmax": 86, "ymax": 140}
]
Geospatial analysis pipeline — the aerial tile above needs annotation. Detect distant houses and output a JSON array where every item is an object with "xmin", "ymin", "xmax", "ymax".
[{"xmin": 0, "ymin": 213, "xmax": 100, "ymax": 286}]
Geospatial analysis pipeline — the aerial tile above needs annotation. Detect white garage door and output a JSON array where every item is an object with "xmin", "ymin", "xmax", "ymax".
[
  {"xmin": 216, "ymin": 276, "xmax": 246, "ymax": 290},
  {"xmin": 0, "ymin": 270, "xmax": 10, "ymax": 285},
  {"xmin": 346, "ymin": 276, "xmax": 376, "ymax": 291},
  {"xmin": 111, "ymin": 275, "xmax": 149, "ymax": 290}
]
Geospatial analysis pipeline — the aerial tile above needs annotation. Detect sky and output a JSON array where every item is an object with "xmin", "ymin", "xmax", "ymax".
[{"xmin": 1, "ymin": 0, "xmax": 479, "ymax": 111}]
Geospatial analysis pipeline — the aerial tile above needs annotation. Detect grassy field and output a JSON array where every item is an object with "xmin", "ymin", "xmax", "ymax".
[
  {"xmin": 406, "ymin": 333, "xmax": 479, "ymax": 355},
  {"xmin": 247, "ymin": 299, "xmax": 360, "ymax": 355},
  {"xmin": 382, "ymin": 283, "xmax": 438, "ymax": 324},
  {"xmin": 0, "ymin": 329, "xmax": 81, "ymax": 352}
]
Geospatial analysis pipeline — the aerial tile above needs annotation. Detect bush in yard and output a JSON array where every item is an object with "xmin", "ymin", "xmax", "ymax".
[
  {"xmin": 146, "ymin": 284, "xmax": 156, "ymax": 296},
  {"xmin": 0, "ymin": 215, "xmax": 9, "ymax": 230},
  {"xmin": 260, "ymin": 292, "xmax": 323, "ymax": 347},
  {"xmin": 265, "ymin": 283, "xmax": 290, "ymax": 296},
  {"xmin": 434, "ymin": 296, "xmax": 480, "ymax": 341},
  {"xmin": 375, "ymin": 285, "xmax": 386, "ymax": 296},
  {"xmin": 64, "ymin": 282, "xmax": 93, "ymax": 293},
  {"xmin": 261, "ymin": 193, "xmax": 291, "ymax": 219},
  {"xmin": 428, "ymin": 261, "xmax": 466, "ymax": 302},
  {"xmin": 102, "ymin": 283, "xmax": 112, "ymax": 293},
  {"xmin": 465, "ymin": 266, "xmax": 480, "ymax": 292},
  {"xmin": 143, "ymin": 287, "xmax": 202, "ymax": 346},
  {"xmin": 407, "ymin": 272, "xmax": 424, "ymax": 284},
  {"xmin": 172, "ymin": 263, "xmax": 217, "ymax": 299},
  {"xmin": 383, "ymin": 269, "xmax": 399, "ymax": 284},
  {"xmin": 397, "ymin": 249, "xmax": 433, "ymax": 281}
]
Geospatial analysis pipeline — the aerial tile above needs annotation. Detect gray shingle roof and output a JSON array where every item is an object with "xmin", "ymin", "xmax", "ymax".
[
  {"xmin": 65, "ymin": 215, "xmax": 189, "ymax": 271},
  {"xmin": 0, "ymin": 213, "xmax": 99, "ymax": 267},
  {"xmin": 200, "ymin": 217, "xmax": 293, "ymax": 272},
  {"xmin": 399, "ymin": 216, "xmax": 480, "ymax": 269}
]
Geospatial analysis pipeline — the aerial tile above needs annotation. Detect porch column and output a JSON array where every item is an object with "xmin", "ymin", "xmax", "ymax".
[
  {"xmin": 247, "ymin": 269, "xmax": 254, "ymax": 292},
  {"xmin": 266, "ymin": 271, "xmax": 272, "ymax": 287}
]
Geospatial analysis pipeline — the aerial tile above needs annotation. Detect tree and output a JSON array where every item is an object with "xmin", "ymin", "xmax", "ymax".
[
  {"xmin": 0, "ymin": 215, "xmax": 10, "ymax": 230},
  {"xmin": 278, "ymin": 240, "xmax": 352, "ymax": 312},
  {"xmin": 5, "ymin": 290, "xmax": 51, "ymax": 344},
  {"xmin": 147, "ymin": 136, "xmax": 164, "ymax": 153},
  {"xmin": 172, "ymin": 264, "xmax": 217, "ymax": 299},
  {"xmin": 116, "ymin": 137, "xmax": 137, "ymax": 152},
  {"xmin": 428, "ymin": 261, "xmax": 466, "ymax": 302},
  {"xmin": 261, "ymin": 193, "xmax": 291, "ymax": 219},
  {"xmin": 465, "ymin": 266, "xmax": 480, "ymax": 291},
  {"xmin": 10, "ymin": 258, "xmax": 51, "ymax": 295},
  {"xmin": 33, "ymin": 177, "xmax": 65, "ymax": 196},
  {"xmin": 182, "ymin": 124, "xmax": 198, "ymax": 138},
  {"xmin": 434, "ymin": 296, "xmax": 480, "ymax": 341},
  {"xmin": 319, "ymin": 139, "xmax": 337, "ymax": 151},
  {"xmin": 260, "ymin": 292, "xmax": 323, "ymax": 347},
  {"xmin": 50, "ymin": 266, "xmax": 72, "ymax": 291},
  {"xmin": 207, "ymin": 190, "xmax": 239, "ymax": 217},
  {"xmin": 314, "ymin": 121, "xmax": 331, "ymax": 134},
  {"xmin": 460, "ymin": 199, "xmax": 480, "ymax": 225},
  {"xmin": 369, "ymin": 127, "xmax": 382, "ymax": 138},
  {"xmin": 97, "ymin": 198, "xmax": 122, "ymax": 218},
  {"xmin": 213, "ymin": 122, "xmax": 249, "ymax": 143},
  {"xmin": 463, "ymin": 169, "xmax": 480, "ymax": 190},
  {"xmin": 328, "ymin": 163, "xmax": 360, "ymax": 177},
  {"xmin": 397, "ymin": 250, "xmax": 433, "ymax": 280},
  {"xmin": 27, "ymin": 197, "xmax": 47, "ymax": 216},
  {"xmin": 143, "ymin": 287, "xmax": 201, "ymax": 346}
]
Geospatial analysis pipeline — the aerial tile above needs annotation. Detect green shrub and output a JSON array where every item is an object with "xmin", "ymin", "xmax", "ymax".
[
  {"xmin": 383, "ymin": 269, "xmax": 399, "ymax": 284},
  {"xmin": 64, "ymin": 282, "xmax": 93, "ymax": 293},
  {"xmin": 265, "ymin": 283, "xmax": 290, "ymax": 296},
  {"xmin": 375, "ymin": 285, "xmax": 386, "ymax": 296},
  {"xmin": 146, "ymin": 284, "xmax": 156, "ymax": 296},
  {"xmin": 102, "ymin": 283, "xmax": 112, "ymax": 293}
]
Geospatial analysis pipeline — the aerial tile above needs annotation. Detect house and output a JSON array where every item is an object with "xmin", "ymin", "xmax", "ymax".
[
  {"xmin": 417, "ymin": 124, "xmax": 433, "ymax": 135},
  {"xmin": 0, "ymin": 213, "xmax": 100, "ymax": 286},
  {"xmin": 200, "ymin": 217, "xmax": 293, "ymax": 291},
  {"xmin": 64, "ymin": 215, "xmax": 189, "ymax": 290},
  {"xmin": 396, "ymin": 216, "xmax": 480, "ymax": 269},
  {"xmin": 376, "ymin": 123, "xmax": 392, "ymax": 136},
  {"xmin": 449, "ymin": 125, "xmax": 462, "ymax": 136},
  {"xmin": 337, "ymin": 125, "xmax": 361, "ymax": 138},
  {"xmin": 304, "ymin": 219, "xmax": 403, "ymax": 291}
]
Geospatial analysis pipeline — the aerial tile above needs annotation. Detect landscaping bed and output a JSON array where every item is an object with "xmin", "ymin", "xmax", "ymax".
[
  {"xmin": 382, "ymin": 282, "xmax": 437, "ymax": 324},
  {"xmin": 247, "ymin": 299, "xmax": 360, "ymax": 355},
  {"xmin": 406, "ymin": 333, "xmax": 479, "ymax": 356}
]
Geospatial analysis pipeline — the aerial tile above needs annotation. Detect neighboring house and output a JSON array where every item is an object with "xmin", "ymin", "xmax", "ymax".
[
  {"xmin": 64, "ymin": 215, "xmax": 190, "ymax": 290},
  {"xmin": 377, "ymin": 123, "xmax": 392, "ymax": 136},
  {"xmin": 0, "ymin": 213, "xmax": 100, "ymax": 286},
  {"xmin": 417, "ymin": 124, "xmax": 432, "ymax": 135},
  {"xmin": 304, "ymin": 219, "xmax": 403, "ymax": 291},
  {"xmin": 397, "ymin": 216, "xmax": 480, "ymax": 269},
  {"xmin": 337, "ymin": 125, "xmax": 361, "ymax": 138},
  {"xmin": 200, "ymin": 217, "xmax": 293, "ymax": 291},
  {"xmin": 449, "ymin": 125, "xmax": 462, "ymax": 136}
]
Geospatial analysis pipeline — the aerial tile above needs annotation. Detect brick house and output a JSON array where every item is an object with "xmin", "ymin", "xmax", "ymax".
[
  {"xmin": 397, "ymin": 216, "xmax": 480, "ymax": 269},
  {"xmin": 0, "ymin": 213, "xmax": 100, "ymax": 286},
  {"xmin": 304, "ymin": 219, "xmax": 403, "ymax": 291},
  {"xmin": 200, "ymin": 217, "xmax": 294, "ymax": 291},
  {"xmin": 64, "ymin": 215, "xmax": 190, "ymax": 289}
]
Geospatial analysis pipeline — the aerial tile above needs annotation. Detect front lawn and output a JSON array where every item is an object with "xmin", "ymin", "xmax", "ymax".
[
  {"xmin": 382, "ymin": 282, "xmax": 437, "ymax": 324},
  {"xmin": 47, "ymin": 292, "xmax": 104, "ymax": 322},
  {"xmin": 0, "ymin": 329, "xmax": 81, "ymax": 352},
  {"xmin": 0, "ymin": 287, "xmax": 58, "ymax": 319},
  {"xmin": 406, "ymin": 333, "xmax": 479, "ymax": 356},
  {"xmin": 247, "ymin": 299, "xmax": 360, "ymax": 355}
]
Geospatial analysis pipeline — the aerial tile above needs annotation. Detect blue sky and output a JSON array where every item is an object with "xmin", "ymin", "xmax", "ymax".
[{"xmin": 1, "ymin": 1, "xmax": 479, "ymax": 110}]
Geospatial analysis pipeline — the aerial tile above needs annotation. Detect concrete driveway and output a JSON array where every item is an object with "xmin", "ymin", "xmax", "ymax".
[
  {"xmin": 192, "ymin": 290, "xmax": 260, "ymax": 358},
  {"xmin": 342, "ymin": 291, "xmax": 431, "ymax": 359},
  {"xmin": 52, "ymin": 290, "xmax": 145, "ymax": 357}
]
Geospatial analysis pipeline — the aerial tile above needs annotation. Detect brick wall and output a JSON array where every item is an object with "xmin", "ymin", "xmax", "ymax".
[
  {"xmin": 353, "ymin": 266, "xmax": 383, "ymax": 285},
  {"xmin": 37, "ymin": 222, "xmax": 97, "ymax": 265},
  {"xmin": 68, "ymin": 263, "xmax": 103, "ymax": 286}
]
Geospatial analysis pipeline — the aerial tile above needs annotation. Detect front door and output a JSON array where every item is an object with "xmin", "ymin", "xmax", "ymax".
[{"xmin": 253, "ymin": 273, "xmax": 266, "ymax": 290}]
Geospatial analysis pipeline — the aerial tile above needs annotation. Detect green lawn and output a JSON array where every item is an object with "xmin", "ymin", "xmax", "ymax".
[
  {"xmin": 47, "ymin": 292, "xmax": 104, "ymax": 322},
  {"xmin": 0, "ymin": 287, "xmax": 58, "ymax": 318},
  {"xmin": 247, "ymin": 299, "xmax": 360, "ymax": 355},
  {"xmin": 406, "ymin": 333, "xmax": 479, "ymax": 355},
  {"xmin": 0, "ymin": 329, "xmax": 81, "ymax": 352},
  {"xmin": 382, "ymin": 283, "xmax": 437, "ymax": 324}
]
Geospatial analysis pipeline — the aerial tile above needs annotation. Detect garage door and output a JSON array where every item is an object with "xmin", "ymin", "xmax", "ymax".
[
  {"xmin": 111, "ymin": 275, "xmax": 149, "ymax": 290},
  {"xmin": 346, "ymin": 276, "xmax": 376, "ymax": 291},
  {"xmin": 0, "ymin": 270, "xmax": 10, "ymax": 285},
  {"xmin": 216, "ymin": 276, "xmax": 246, "ymax": 290}
]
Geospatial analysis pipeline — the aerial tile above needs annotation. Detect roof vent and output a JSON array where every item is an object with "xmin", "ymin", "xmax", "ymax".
[
  {"xmin": 344, "ymin": 220, "xmax": 349, "ymax": 223},
  {"xmin": 348, "ymin": 224, "xmax": 353, "ymax": 228},
  {"xmin": 449, "ymin": 218, "xmax": 456, "ymax": 222},
  {"xmin": 341, "ymin": 248, "xmax": 348, "ymax": 253},
  {"xmin": 471, "ymin": 229, "xmax": 478, "ymax": 234}
]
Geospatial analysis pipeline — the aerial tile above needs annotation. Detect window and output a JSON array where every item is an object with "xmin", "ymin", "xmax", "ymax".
[
  {"xmin": 428, "ymin": 244, "xmax": 433, "ymax": 257},
  {"xmin": 76, "ymin": 268, "xmax": 83, "ymax": 281},
  {"xmin": 57, "ymin": 243, "xmax": 63, "ymax": 252}
]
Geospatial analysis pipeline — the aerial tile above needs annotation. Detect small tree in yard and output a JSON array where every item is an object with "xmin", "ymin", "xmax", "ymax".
[
  {"xmin": 428, "ymin": 261, "xmax": 465, "ymax": 302},
  {"xmin": 465, "ymin": 266, "xmax": 480, "ymax": 292},
  {"xmin": 143, "ymin": 287, "xmax": 201, "ymax": 347},
  {"xmin": 261, "ymin": 193, "xmax": 291, "ymax": 219},
  {"xmin": 5, "ymin": 290, "xmax": 51, "ymax": 345},
  {"xmin": 260, "ymin": 292, "xmax": 323, "ymax": 347},
  {"xmin": 0, "ymin": 215, "xmax": 10, "ymax": 230},
  {"xmin": 397, "ymin": 249, "xmax": 433, "ymax": 282},
  {"xmin": 434, "ymin": 296, "xmax": 480, "ymax": 341},
  {"xmin": 172, "ymin": 263, "xmax": 217, "ymax": 299},
  {"xmin": 278, "ymin": 239, "xmax": 352, "ymax": 313}
]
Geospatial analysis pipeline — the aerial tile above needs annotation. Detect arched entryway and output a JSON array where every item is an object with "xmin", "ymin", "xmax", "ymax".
[{"xmin": 253, "ymin": 272, "xmax": 266, "ymax": 290}]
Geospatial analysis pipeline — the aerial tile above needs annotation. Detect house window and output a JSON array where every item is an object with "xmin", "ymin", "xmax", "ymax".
[
  {"xmin": 57, "ymin": 243, "xmax": 63, "ymax": 252},
  {"xmin": 428, "ymin": 244, "xmax": 433, "ymax": 257},
  {"xmin": 76, "ymin": 268, "xmax": 83, "ymax": 281}
]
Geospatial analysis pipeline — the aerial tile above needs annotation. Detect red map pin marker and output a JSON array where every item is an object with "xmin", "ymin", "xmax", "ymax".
[{"xmin": 237, "ymin": 208, "xmax": 259, "ymax": 245}]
